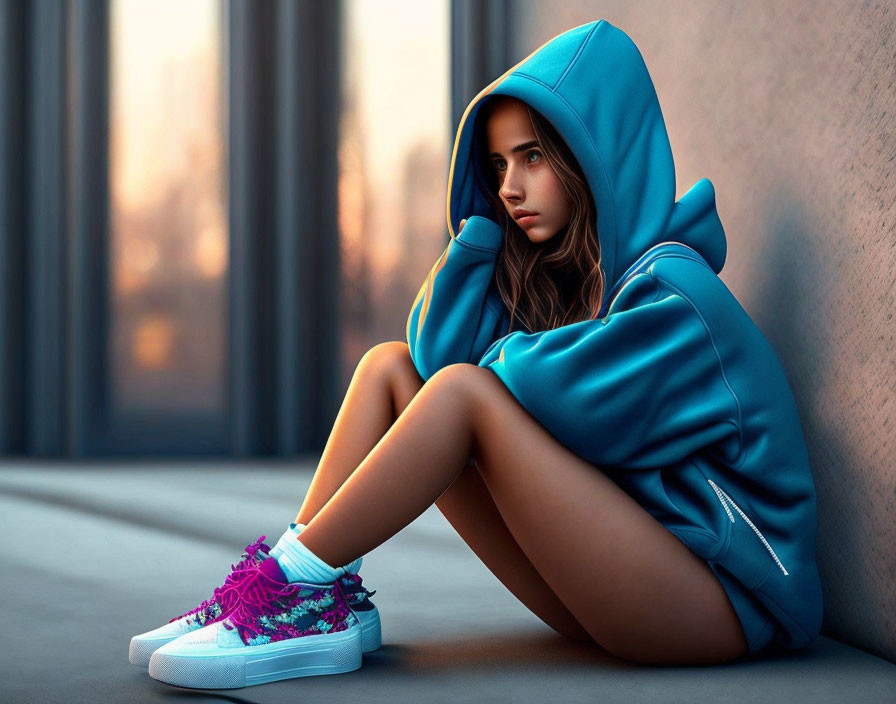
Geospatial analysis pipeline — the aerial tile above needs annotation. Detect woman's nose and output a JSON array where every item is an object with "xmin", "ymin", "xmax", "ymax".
[{"xmin": 499, "ymin": 164, "xmax": 523, "ymax": 201}]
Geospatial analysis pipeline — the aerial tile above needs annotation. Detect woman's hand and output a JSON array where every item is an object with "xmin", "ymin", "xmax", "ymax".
[{"xmin": 459, "ymin": 218, "xmax": 466, "ymax": 232}]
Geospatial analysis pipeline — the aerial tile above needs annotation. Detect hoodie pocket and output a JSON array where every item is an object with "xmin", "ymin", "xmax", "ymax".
[{"xmin": 707, "ymin": 478, "xmax": 789, "ymax": 577}]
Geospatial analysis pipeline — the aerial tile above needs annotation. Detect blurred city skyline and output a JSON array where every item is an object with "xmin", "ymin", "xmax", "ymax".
[{"xmin": 108, "ymin": 0, "xmax": 450, "ymax": 413}]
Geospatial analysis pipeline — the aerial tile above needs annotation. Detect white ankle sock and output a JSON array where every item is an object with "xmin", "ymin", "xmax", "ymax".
[
  {"xmin": 273, "ymin": 534, "xmax": 344, "ymax": 584},
  {"xmin": 267, "ymin": 523, "xmax": 363, "ymax": 576}
]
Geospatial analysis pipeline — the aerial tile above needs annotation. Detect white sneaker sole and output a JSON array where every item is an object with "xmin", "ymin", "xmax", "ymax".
[
  {"xmin": 148, "ymin": 621, "xmax": 362, "ymax": 689},
  {"xmin": 355, "ymin": 605, "xmax": 382, "ymax": 653},
  {"xmin": 130, "ymin": 602, "xmax": 381, "ymax": 667}
]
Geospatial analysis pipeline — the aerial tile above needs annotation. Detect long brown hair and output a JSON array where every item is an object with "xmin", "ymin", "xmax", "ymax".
[{"xmin": 474, "ymin": 96, "xmax": 603, "ymax": 334}]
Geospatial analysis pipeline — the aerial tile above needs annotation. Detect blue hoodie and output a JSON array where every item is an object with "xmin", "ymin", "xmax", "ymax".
[{"xmin": 406, "ymin": 19, "xmax": 823, "ymax": 653}]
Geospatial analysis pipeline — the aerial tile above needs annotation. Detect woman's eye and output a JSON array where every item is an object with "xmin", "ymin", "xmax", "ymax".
[{"xmin": 492, "ymin": 151, "xmax": 539, "ymax": 173}]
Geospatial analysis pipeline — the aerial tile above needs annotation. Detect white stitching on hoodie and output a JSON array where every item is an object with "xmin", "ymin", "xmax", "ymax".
[{"xmin": 707, "ymin": 478, "xmax": 789, "ymax": 577}]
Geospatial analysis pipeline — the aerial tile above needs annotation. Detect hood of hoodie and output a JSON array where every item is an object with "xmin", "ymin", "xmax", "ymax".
[{"xmin": 446, "ymin": 19, "xmax": 727, "ymax": 316}]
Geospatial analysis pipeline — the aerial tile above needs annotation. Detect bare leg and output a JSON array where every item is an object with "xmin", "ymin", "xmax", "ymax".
[
  {"xmin": 298, "ymin": 362, "xmax": 749, "ymax": 666},
  {"xmin": 294, "ymin": 342, "xmax": 425, "ymax": 525},
  {"xmin": 293, "ymin": 341, "xmax": 589, "ymax": 641}
]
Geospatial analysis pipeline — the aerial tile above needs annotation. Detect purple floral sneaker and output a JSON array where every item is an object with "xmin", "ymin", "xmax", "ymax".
[
  {"xmin": 338, "ymin": 572, "xmax": 381, "ymax": 653},
  {"xmin": 148, "ymin": 557, "xmax": 363, "ymax": 689},
  {"xmin": 128, "ymin": 535, "xmax": 272, "ymax": 667}
]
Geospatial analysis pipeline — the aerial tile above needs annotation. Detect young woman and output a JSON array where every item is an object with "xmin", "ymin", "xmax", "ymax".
[{"xmin": 131, "ymin": 19, "xmax": 823, "ymax": 689}]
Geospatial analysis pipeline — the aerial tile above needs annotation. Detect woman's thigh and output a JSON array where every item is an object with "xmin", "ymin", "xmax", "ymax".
[
  {"xmin": 458, "ymin": 363, "xmax": 749, "ymax": 666},
  {"xmin": 434, "ymin": 459, "xmax": 593, "ymax": 642}
]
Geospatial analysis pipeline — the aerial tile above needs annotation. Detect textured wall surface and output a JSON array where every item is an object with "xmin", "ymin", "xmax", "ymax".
[{"xmin": 507, "ymin": 0, "xmax": 896, "ymax": 663}]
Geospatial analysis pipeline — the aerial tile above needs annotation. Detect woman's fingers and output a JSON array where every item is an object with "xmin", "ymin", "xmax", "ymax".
[{"xmin": 459, "ymin": 218, "xmax": 467, "ymax": 232}]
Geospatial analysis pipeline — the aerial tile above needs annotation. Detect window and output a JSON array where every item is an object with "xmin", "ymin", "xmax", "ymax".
[
  {"xmin": 337, "ymin": 0, "xmax": 450, "ymax": 390},
  {"xmin": 108, "ymin": 0, "xmax": 227, "ymax": 423}
]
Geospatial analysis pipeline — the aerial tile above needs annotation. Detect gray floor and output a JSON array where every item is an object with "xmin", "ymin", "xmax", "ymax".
[{"xmin": 2, "ymin": 460, "xmax": 895, "ymax": 704}]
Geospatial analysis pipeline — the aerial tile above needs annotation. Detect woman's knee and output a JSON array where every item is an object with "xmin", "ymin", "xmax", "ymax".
[
  {"xmin": 357, "ymin": 342, "xmax": 426, "ymax": 413},
  {"xmin": 431, "ymin": 364, "xmax": 517, "ymax": 435},
  {"xmin": 421, "ymin": 363, "xmax": 492, "ymax": 411},
  {"xmin": 427, "ymin": 362, "xmax": 495, "ymax": 395},
  {"xmin": 423, "ymin": 365, "xmax": 507, "ymax": 451},
  {"xmin": 358, "ymin": 341, "xmax": 416, "ymax": 380}
]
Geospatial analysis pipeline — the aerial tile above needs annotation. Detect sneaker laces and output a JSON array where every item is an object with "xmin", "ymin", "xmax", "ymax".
[
  {"xmin": 168, "ymin": 535, "xmax": 272, "ymax": 623},
  {"xmin": 340, "ymin": 572, "xmax": 377, "ymax": 601},
  {"xmin": 223, "ymin": 566, "xmax": 354, "ymax": 645}
]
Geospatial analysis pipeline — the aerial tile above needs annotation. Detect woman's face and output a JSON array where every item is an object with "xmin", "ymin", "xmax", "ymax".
[{"xmin": 486, "ymin": 98, "xmax": 572, "ymax": 244}]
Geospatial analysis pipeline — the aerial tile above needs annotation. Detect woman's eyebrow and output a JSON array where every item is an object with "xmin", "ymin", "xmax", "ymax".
[{"xmin": 489, "ymin": 140, "xmax": 539, "ymax": 159}]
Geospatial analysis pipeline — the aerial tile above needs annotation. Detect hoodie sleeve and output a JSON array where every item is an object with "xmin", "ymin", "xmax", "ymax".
[
  {"xmin": 406, "ymin": 215, "xmax": 511, "ymax": 381},
  {"xmin": 477, "ymin": 274, "xmax": 742, "ymax": 470}
]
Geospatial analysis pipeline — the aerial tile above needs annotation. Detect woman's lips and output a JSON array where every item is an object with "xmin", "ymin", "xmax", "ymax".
[{"xmin": 516, "ymin": 213, "xmax": 539, "ymax": 227}]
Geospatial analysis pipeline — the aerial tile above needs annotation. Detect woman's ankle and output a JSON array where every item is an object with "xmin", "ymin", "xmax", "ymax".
[{"xmin": 268, "ymin": 523, "xmax": 363, "ymax": 575}]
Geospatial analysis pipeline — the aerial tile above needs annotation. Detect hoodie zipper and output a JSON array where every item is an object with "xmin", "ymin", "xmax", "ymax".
[
  {"xmin": 707, "ymin": 478, "xmax": 789, "ymax": 577},
  {"xmin": 600, "ymin": 241, "xmax": 703, "ymax": 317}
]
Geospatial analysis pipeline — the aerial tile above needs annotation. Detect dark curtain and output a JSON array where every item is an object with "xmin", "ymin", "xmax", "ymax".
[{"xmin": 0, "ymin": 0, "xmax": 108, "ymax": 457}]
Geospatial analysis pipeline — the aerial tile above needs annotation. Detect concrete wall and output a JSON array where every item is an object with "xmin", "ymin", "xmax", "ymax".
[{"xmin": 507, "ymin": 0, "xmax": 896, "ymax": 662}]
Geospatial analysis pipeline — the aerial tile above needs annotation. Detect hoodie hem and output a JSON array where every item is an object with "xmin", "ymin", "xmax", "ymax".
[{"xmin": 706, "ymin": 560, "xmax": 777, "ymax": 657}]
